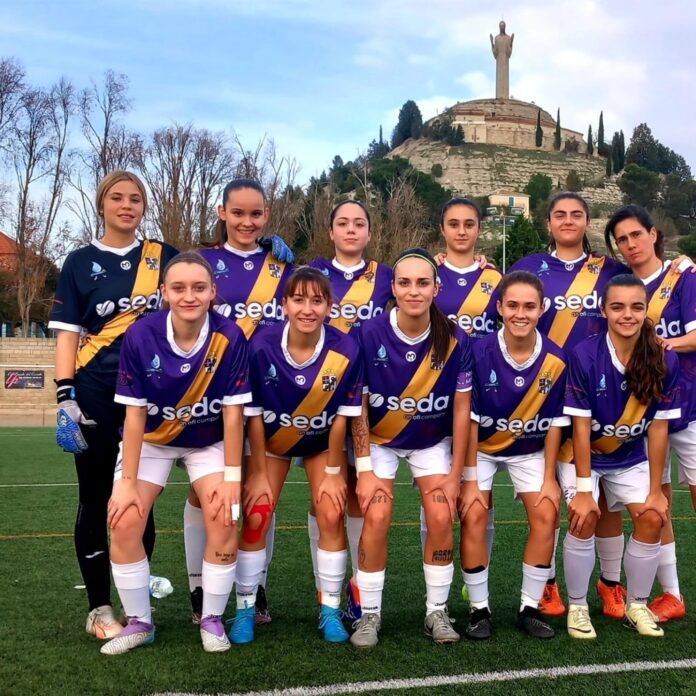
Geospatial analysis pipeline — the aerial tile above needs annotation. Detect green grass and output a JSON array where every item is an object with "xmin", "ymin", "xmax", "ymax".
[{"xmin": 2, "ymin": 429, "xmax": 696, "ymax": 695}]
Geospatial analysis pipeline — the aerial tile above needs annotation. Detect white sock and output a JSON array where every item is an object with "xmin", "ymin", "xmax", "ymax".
[
  {"xmin": 183, "ymin": 500, "xmax": 205, "ymax": 592},
  {"xmin": 308, "ymin": 512, "xmax": 320, "ymax": 592},
  {"xmin": 596, "ymin": 533, "xmax": 624, "ymax": 583},
  {"xmin": 624, "ymin": 536, "xmax": 660, "ymax": 605},
  {"xmin": 317, "ymin": 548, "xmax": 348, "ymax": 609},
  {"xmin": 563, "ymin": 534, "xmax": 595, "ymax": 606},
  {"xmin": 462, "ymin": 566, "xmax": 489, "ymax": 610},
  {"xmin": 235, "ymin": 549, "xmax": 265, "ymax": 609},
  {"xmin": 520, "ymin": 563, "xmax": 549, "ymax": 611},
  {"xmin": 111, "ymin": 557, "xmax": 151, "ymax": 624},
  {"xmin": 260, "ymin": 513, "xmax": 275, "ymax": 589},
  {"xmin": 548, "ymin": 527, "xmax": 560, "ymax": 581},
  {"xmin": 356, "ymin": 569, "xmax": 385, "ymax": 615},
  {"xmin": 486, "ymin": 507, "xmax": 495, "ymax": 562},
  {"xmin": 420, "ymin": 506, "xmax": 427, "ymax": 558},
  {"xmin": 202, "ymin": 560, "xmax": 236, "ymax": 617},
  {"xmin": 424, "ymin": 563, "xmax": 453, "ymax": 615},
  {"xmin": 346, "ymin": 515, "xmax": 363, "ymax": 575},
  {"xmin": 656, "ymin": 541, "xmax": 680, "ymax": 597}
]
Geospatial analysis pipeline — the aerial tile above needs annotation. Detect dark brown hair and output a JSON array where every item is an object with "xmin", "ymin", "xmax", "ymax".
[
  {"xmin": 203, "ymin": 178, "xmax": 266, "ymax": 248},
  {"xmin": 439, "ymin": 197, "xmax": 481, "ymax": 228},
  {"xmin": 163, "ymin": 251, "xmax": 214, "ymax": 284},
  {"xmin": 601, "ymin": 274, "xmax": 666, "ymax": 404},
  {"xmin": 604, "ymin": 204, "xmax": 664, "ymax": 261},
  {"xmin": 497, "ymin": 270, "xmax": 544, "ymax": 304},
  {"xmin": 547, "ymin": 191, "xmax": 592, "ymax": 255},
  {"xmin": 283, "ymin": 266, "xmax": 333, "ymax": 305},
  {"xmin": 329, "ymin": 200, "xmax": 371, "ymax": 230},
  {"xmin": 392, "ymin": 247, "xmax": 455, "ymax": 366}
]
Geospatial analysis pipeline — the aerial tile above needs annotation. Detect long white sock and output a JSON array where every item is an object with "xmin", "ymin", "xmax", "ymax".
[
  {"xmin": 486, "ymin": 507, "xmax": 495, "ymax": 562},
  {"xmin": 308, "ymin": 512, "xmax": 320, "ymax": 592},
  {"xmin": 424, "ymin": 563, "xmax": 454, "ymax": 615},
  {"xmin": 184, "ymin": 500, "xmax": 205, "ymax": 592},
  {"xmin": 317, "ymin": 548, "xmax": 348, "ymax": 609},
  {"xmin": 420, "ymin": 506, "xmax": 427, "ymax": 557},
  {"xmin": 563, "ymin": 534, "xmax": 595, "ymax": 606},
  {"xmin": 356, "ymin": 569, "xmax": 385, "ymax": 615},
  {"xmin": 520, "ymin": 563, "xmax": 548, "ymax": 611},
  {"xmin": 656, "ymin": 541, "xmax": 680, "ymax": 597},
  {"xmin": 112, "ymin": 557, "xmax": 151, "ymax": 624},
  {"xmin": 624, "ymin": 536, "xmax": 660, "ymax": 605},
  {"xmin": 548, "ymin": 527, "xmax": 560, "ymax": 580},
  {"xmin": 235, "ymin": 549, "xmax": 265, "ymax": 609},
  {"xmin": 596, "ymin": 533, "xmax": 624, "ymax": 583},
  {"xmin": 346, "ymin": 516, "xmax": 363, "ymax": 574},
  {"xmin": 462, "ymin": 566, "xmax": 489, "ymax": 610},
  {"xmin": 260, "ymin": 513, "xmax": 275, "ymax": 589},
  {"xmin": 202, "ymin": 560, "xmax": 236, "ymax": 617}
]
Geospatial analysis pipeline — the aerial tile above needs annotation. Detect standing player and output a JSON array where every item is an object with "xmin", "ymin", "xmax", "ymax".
[
  {"xmin": 563, "ymin": 274, "xmax": 680, "ymax": 638},
  {"xmin": 228, "ymin": 266, "xmax": 364, "ymax": 644},
  {"xmin": 309, "ymin": 199, "xmax": 393, "ymax": 620},
  {"xmin": 101, "ymin": 252, "xmax": 250, "ymax": 654},
  {"xmin": 463, "ymin": 271, "xmax": 568, "ymax": 640},
  {"xmin": 605, "ymin": 205, "xmax": 696, "ymax": 622},
  {"xmin": 184, "ymin": 178, "xmax": 293, "ymax": 625},
  {"xmin": 49, "ymin": 171, "xmax": 178, "ymax": 639},
  {"xmin": 349, "ymin": 248, "xmax": 475, "ymax": 648}
]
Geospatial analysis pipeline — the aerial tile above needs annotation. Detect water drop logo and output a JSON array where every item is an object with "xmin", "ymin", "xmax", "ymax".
[
  {"xmin": 146, "ymin": 353, "xmax": 163, "ymax": 377},
  {"xmin": 215, "ymin": 259, "xmax": 228, "ymax": 276},
  {"xmin": 90, "ymin": 261, "xmax": 106, "ymax": 279},
  {"xmin": 596, "ymin": 373, "xmax": 607, "ymax": 396},
  {"xmin": 538, "ymin": 260, "xmax": 550, "ymax": 276},
  {"xmin": 485, "ymin": 369, "xmax": 498, "ymax": 391},
  {"xmin": 265, "ymin": 363, "xmax": 279, "ymax": 385},
  {"xmin": 374, "ymin": 343, "xmax": 389, "ymax": 366}
]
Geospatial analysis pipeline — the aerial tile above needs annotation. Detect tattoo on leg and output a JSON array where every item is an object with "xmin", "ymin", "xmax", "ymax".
[
  {"xmin": 431, "ymin": 549, "xmax": 453, "ymax": 563},
  {"xmin": 431, "ymin": 494, "xmax": 447, "ymax": 504},
  {"xmin": 370, "ymin": 494, "xmax": 388, "ymax": 504},
  {"xmin": 215, "ymin": 551, "xmax": 236, "ymax": 563}
]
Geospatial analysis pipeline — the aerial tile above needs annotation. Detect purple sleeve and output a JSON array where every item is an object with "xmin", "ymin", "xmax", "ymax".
[
  {"xmin": 679, "ymin": 275, "xmax": 696, "ymax": 334},
  {"xmin": 655, "ymin": 353, "xmax": 682, "ymax": 420},
  {"xmin": 337, "ymin": 352, "xmax": 364, "ymax": 416},
  {"xmin": 564, "ymin": 350, "xmax": 591, "ymax": 417},
  {"xmin": 456, "ymin": 334, "xmax": 473, "ymax": 392},
  {"xmin": 223, "ymin": 331, "xmax": 252, "ymax": 406},
  {"xmin": 114, "ymin": 330, "xmax": 148, "ymax": 406}
]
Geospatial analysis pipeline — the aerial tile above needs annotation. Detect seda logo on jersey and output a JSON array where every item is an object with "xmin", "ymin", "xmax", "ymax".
[
  {"xmin": 655, "ymin": 317, "xmax": 683, "ymax": 338},
  {"xmin": 147, "ymin": 396, "xmax": 224, "ymax": 422},
  {"xmin": 544, "ymin": 290, "xmax": 600, "ymax": 313},
  {"xmin": 262, "ymin": 409, "xmax": 336, "ymax": 431},
  {"xmin": 479, "ymin": 413, "xmax": 553, "ymax": 438},
  {"xmin": 448, "ymin": 310, "xmax": 496, "ymax": 334},
  {"xmin": 591, "ymin": 417, "xmax": 651, "ymax": 440},
  {"xmin": 329, "ymin": 300, "xmax": 384, "ymax": 322},
  {"xmin": 368, "ymin": 391, "xmax": 450, "ymax": 415},
  {"xmin": 215, "ymin": 298, "xmax": 284, "ymax": 323},
  {"xmin": 95, "ymin": 290, "xmax": 163, "ymax": 318}
]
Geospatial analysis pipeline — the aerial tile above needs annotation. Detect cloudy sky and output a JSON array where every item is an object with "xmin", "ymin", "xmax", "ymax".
[{"xmin": 1, "ymin": 0, "xmax": 694, "ymax": 181}]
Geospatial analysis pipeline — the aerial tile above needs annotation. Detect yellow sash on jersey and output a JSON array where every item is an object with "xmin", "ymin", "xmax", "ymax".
[
  {"xmin": 590, "ymin": 394, "xmax": 650, "ymax": 455},
  {"xmin": 546, "ymin": 256, "xmax": 606, "ymax": 347},
  {"xmin": 329, "ymin": 260, "xmax": 379, "ymax": 334},
  {"xmin": 370, "ymin": 338, "xmax": 457, "ymax": 445},
  {"xmin": 266, "ymin": 350, "xmax": 350, "ymax": 455},
  {"xmin": 478, "ymin": 352, "xmax": 566, "ymax": 455},
  {"xmin": 647, "ymin": 267, "xmax": 681, "ymax": 325},
  {"xmin": 558, "ymin": 438, "xmax": 574, "ymax": 464},
  {"xmin": 144, "ymin": 332, "xmax": 230, "ymax": 446},
  {"xmin": 454, "ymin": 267, "xmax": 501, "ymax": 333},
  {"xmin": 76, "ymin": 241, "xmax": 163, "ymax": 370},
  {"xmin": 236, "ymin": 252, "xmax": 286, "ymax": 339}
]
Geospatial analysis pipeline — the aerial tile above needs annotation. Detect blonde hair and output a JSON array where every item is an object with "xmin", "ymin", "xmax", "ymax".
[{"xmin": 96, "ymin": 170, "xmax": 148, "ymax": 218}]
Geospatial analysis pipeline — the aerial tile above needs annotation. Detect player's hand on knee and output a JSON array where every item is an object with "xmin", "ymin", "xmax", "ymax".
[
  {"xmin": 242, "ymin": 473, "xmax": 274, "ymax": 516},
  {"xmin": 356, "ymin": 471, "xmax": 392, "ymax": 515},
  {"xmin": 568, "ymin": 492, "xmax": 599, "ymax": 535},
  {"xmin": 640, "ymin": 491, "xmax": 669, "ymax": 524},
  {"xmin": 107, "ymin": 480, "xmax": 144, "ymax": 529},
  {"xmin": 209, "ymin": 481, "xmax": 241, "ymax": 526},
  {"xmin": 425, "ymin": 474, "xmax": 460, "ymax": 522},
  {"xmin": 457, "ymin": 480, "xmax": 488, "ymax": 520},
  {"xmin": 534, "ymin": 479, "xmax": 561, "ymax": 513},
  {"xmin": 316, "ymin": 471, "xmax": 347, "ymax": 513}
]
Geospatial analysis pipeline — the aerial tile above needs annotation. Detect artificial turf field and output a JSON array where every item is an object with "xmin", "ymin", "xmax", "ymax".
[{"xmin": 2, "ymin": 428, "xmax": 696, "ymax": 696}]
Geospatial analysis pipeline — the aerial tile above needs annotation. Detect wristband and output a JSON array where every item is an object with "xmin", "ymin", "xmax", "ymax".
[
  {"xmin": 355, "ymin": 456, "xmax": 373, "ymax": 473},
  {"xmin": 55, "ymin": 378, "xmax": 75, "ymax": 404},
  {"xmin": 461, "ymin": 467, "xmax": 478, "ymax": 482},
  {"xmin": 576, "ymin": 476, "xmax": 592, "ymax": 493},
  {"xmin": 224, "ymin": 467, "xmax": 242, "ymax": 483},
  {"xmin": 324, "ymin": 466, "xmax": 341, "ymax": 475}
]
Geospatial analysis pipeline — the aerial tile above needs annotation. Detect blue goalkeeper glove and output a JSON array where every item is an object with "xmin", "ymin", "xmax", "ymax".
[
  {"xmin": 55, "ymin": 380, "xmax": 96, "ymax": 453},
  {"xmin": 258, "ymin": 235, "xmax": 294, "ymax": 263}
]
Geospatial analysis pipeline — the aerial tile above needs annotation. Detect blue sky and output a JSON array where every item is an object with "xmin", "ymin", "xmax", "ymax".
[{"xmin": 1, "ymin": 0, "xmax": 695, "ymax": 181}]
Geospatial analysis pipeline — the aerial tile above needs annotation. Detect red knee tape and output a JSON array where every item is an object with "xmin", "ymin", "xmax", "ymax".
[{"xmin": 242, "ymin": 503, "xmax": 273, "ymax": 543}]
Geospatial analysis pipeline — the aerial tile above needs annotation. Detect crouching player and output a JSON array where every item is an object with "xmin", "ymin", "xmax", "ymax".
[
  {"xmin": 229, "ymin": 266, "xmax": 363, "ymax": 644},
  {"xmin": 102, "ymin": 252, "xmax": 251, "ymax": 655},
  {"xmin": 562, "ymin": 275, "xmax": 680, "ymax": 639},
  {"xmin": 463, "ymin": 271, "xmax": 568, "ymax": 640},
  {"xmin": 350, "ymin": 248, "xmax": 474, "ymax": 648}
]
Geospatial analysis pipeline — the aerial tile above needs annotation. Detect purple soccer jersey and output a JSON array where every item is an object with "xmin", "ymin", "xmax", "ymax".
[
  {"xmin": 115, "ymin": 311, "xmax": 251, "ymax": 448},
  {"xmin": 507, "ymin": 252, "xmax": 629, "ymax": 351},
  {"xmin": 359, "ymin": 309, "xmax": 473, "ymax": 449},
  {"xmin": 199, "ymin": 244, "xmax": 292, "ymax": 340},
  {"xmin": 310, "ymin": 257, "xmax": 393, "ymax": 335},
  {"xmin": 244, "ymin": 323, "xmax": 363, "ymax": 458},
  {"xmin": 564, "ymin": 333, "xmax": 681, "ymax": 470},
  {"xmin": 643, "ymin": 260, "xmax": 696, "ymax": 432},
  {"xmin": 472, "ymin": 330, "xmax": 569, "ymax": 456},
  {"xmin": 435, "ymin": 261, "xmax": 501, "ymax": 339}
]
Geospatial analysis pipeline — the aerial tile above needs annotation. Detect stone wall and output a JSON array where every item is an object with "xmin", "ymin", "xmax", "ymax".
[{"xmin": 0, "ymin": 338, "xmax": 56, "ymax": 426}]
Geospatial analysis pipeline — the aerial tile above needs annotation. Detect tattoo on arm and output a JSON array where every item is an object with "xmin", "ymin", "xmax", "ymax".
[{"xmin": 351, "ymin": 401, "xmax": 370, "ymax": 457}]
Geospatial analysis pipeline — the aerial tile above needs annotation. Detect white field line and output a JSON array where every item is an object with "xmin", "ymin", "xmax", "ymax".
[
  {"xmin": 150, "ymin": 658, "xmax": 696, "ymax": 696},
  {"xmin": 0, "ymin": 481, "xmax": 518, "ymax": 489}
]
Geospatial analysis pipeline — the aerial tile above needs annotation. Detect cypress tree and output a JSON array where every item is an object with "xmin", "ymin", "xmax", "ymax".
[
  {"xmin": 606, "ymin": 150, "xmax": 613, "ymax": 177},
  {"xmin": 535, "ymin": 110, "xmax": 543, "ymax": 147},
  {"xmin": 554, "ymin": 109, "xmax": 561, "ymax": 151},
  {"xmin": 598, "ymin": 111, "xmax": 605, "ymax": 156},
  {"xmin": 587, "ymin": 124, "xmax": 594, "ymax": 155}
]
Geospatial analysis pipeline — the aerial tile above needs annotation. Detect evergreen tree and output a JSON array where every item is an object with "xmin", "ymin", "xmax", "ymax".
[
  {"xmin": 606, "ymin": 153, "xmax": 612, "ymax": 177},
  {"xmin": 597, "ymin": 111, "xmax": 606, "ymax": 156},
  {"xmin": 367, "ymin": 124, "xmax": 391, "ymax": 160},
  {"xmin": 535, "ymin": 110, "xmax": 543, "ymax": 147},
  {"xmin": 391, "ymin": 100, "xmax": 423, "ymax": 148},
  {"xmin": 587, "ymin": 124, "xmax": 594, "ymax": 155},
  {"xmin": 565, "ymin": 169, "xmax": 582, "ymax": 192},
  {"xmin": 455, "ymin": 124, "xmax": 465, "ymax": 145},
  {"xmin": 494, "ymin": 215, "xmax": 545, "ymax": 269},
  {"xmin": 617, "ymin": 163, "xmax": 660, "ymax": 207},
  {"xmin": 524, "ymin": 173, "xmax": 553, "ymax": 209},
  {"xmin": 619, "ymin": 130, "xmax": 626, "ymax": 170},
  {"xmin": 554, "ymin": 109, "xmax": 561, "ymax": 151}
]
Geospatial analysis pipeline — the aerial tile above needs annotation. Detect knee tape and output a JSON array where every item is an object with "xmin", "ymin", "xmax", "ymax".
[{"xmin": 242, "ymin": 503, "xmax": 273, "ymax": 544}]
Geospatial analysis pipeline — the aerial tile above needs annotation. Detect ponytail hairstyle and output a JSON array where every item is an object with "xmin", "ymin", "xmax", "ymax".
[
  {"xmin": 547, "ymin": 191, "xmax": 593, "ymax": 255},
  {"xmin": 439, "ymin": 197, "xmax": 482, "ymax": 228},
  {"xmin": 329, "ymin": 199, "xmax": 371, "ymax": 230},
  {"xmin": 392, "ymin": 247, "xmax": 455, "ymax": 366},
  {"xmin": 604, "ymin": 204, "xmax": 664, "ymax": 261},
  {"xmin": 283, "ymin": 265, "xmax": 333, "ymax": 305},
  {"xmin": 203, "ymin": 178, "xmax": 266, "ymax": 248},
  {"xmin": 601, "ymin": 274, "xmax": 666, "ymax": 404},
  {"xmin": 497, "ymin": 270, "xmax": 544, "ymax": 305}
]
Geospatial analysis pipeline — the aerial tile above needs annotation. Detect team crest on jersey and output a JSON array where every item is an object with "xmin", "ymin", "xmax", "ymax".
[
  {"xmin": 214, "ymin": 259, "xmax": 229, "ymax": 276},
  {"xmin": 364, "ymin": 270, "xmax": 375, "ymax": 284},
  {"xmin": 320, "ymin": 268, "xmax": 330, "ymax": 276},
  {"xmin": 244, "ymin": 260, "xmax": 254, "ymax": 271},
  {"xmin": 588, "ymin": 262, "xmax": 601, "ymax": 275},
  {"xmin": 373, "ymin": 344, "xmax": 389, "ymax": 366},
  {"xmin": 480, "ymin": 281, "xmax": 494, "ymax": 295},
  {"xmin": 485, "ymin": 369, "xmax": 499, "ymax": 391},
  {"xmin": 269, "ymin": 263, "xmax": 282, "ymax": 279},
  {"xmin": 90, "ymin": 262, "xmax": 107, "ymax": 279},
  {"xmin": 538, "ymin": 371, "xmax": 553, "ymax": 395},
  {"xmin": 322, "ymin": 368, "xmax": 337, "ymax": 392},
  {"xmin": 660, "ymin": 286, "xmax": 672, "ymax": 300},
  {"xmin": 457, "ymin": 278, "xmax": 466, "ymax": 287},
  {"xmin": 405, "ymin": 351, "xmax": 417, "ymax": 363},
  {"xmin": 265, "ymin": 363, "xmax": 279, "ymax": 385},
  {"xmin": 204, "ymin": 354, "xmax": 218, "ymax": 374},
  {"xmin": 430, "ymin": 353, "xmax": 445, "ymax": 371},
  {"xmin": 514, "ymin": 376, "xmax": 525, "ymax": 387},
  {"xmin": 295, "ymin": 375, "xmax": 306, "ymax": 386},
  {"xmin": 120, "ymin": 260, "xmax": 132, "ymax": 271},
  {"xmin": 146, "ymin": 354, "xmax": 163, "ymax": 377},
  {"xmin": 596, "ymin": 374, "xmax": 607, "ymax": 397},
  {"xmin": 145, "ymin": 257, "xmax": 159, "ymax": 271}
]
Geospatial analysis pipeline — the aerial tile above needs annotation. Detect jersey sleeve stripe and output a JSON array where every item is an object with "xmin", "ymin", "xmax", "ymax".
[
  {"xmin": 223, "ymin": 393, "xmax": 253, "ymax": 406},
  {"xmin": 655, "ymin": 408, "xmax": 681, "ymax": 420},
  {"xmin": 337, "ymin": 405, "xmax": 362, "ymax": 417},
  {"xmin": 244, "ymin": 406, "xmax": 264, "ymax": 416},
  {"xmin": 551, "ymin": 416, "xmax": 571, "ymax": 427},
  {"xmin": 564, "ymin": 406, "xmax": 591, "ymax": 417},
  {"xmin": 114, "ymin": 395, "xmax": 147, "ymax": 407},
  {"xmin": 48, "ymin": 321, "xmax": 83, "ymax": 333}
]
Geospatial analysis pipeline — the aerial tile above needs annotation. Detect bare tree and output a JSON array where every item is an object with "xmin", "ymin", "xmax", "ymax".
[{"xmin": 0, "ymin": 57, "xmax": 25, "ymax": 151}]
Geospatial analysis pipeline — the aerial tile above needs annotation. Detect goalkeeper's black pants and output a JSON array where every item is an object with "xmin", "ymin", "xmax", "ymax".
[{"xmin": 73, "ymin": 379, "xmax": 156, "ymax": 611}]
